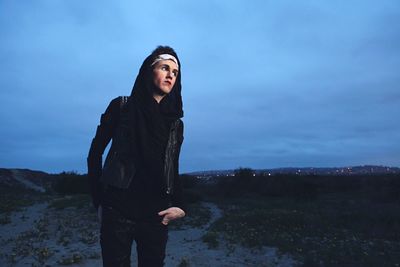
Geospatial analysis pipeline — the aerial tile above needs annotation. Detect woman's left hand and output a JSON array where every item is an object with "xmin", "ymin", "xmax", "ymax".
[{"xmin": 158, "ymin": 207, "xmax": 185, "ymax": 225}]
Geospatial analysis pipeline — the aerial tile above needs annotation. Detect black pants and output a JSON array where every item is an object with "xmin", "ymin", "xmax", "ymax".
[{"xmin": 100, "ymin": 206, "xmax": 168, "ymax": 267}]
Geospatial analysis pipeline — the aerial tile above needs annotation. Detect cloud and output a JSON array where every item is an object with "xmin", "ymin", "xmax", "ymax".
[{"xmin": 0, "ymin": 0, "xmax": 399, "ymax": 172}]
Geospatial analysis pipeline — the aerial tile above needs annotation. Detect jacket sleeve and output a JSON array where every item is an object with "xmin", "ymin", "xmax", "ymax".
[
  {"xmin": 171, "ymin": 120, "xmax": 185, "ymax": 211},
  {"xmin": 87, "ymin": 97, "xmax": 121, "ymax": 209}
]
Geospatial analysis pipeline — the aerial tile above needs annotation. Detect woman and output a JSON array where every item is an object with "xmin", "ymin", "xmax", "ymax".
[{"xmin": 87, "ymin": 46, "xmax": 185, "ymax": 267}]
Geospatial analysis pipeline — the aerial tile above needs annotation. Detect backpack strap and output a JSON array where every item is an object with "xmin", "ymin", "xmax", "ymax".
[{"xmin": 120, "ymin": 96, "xmax": 129, "ymax": 109}]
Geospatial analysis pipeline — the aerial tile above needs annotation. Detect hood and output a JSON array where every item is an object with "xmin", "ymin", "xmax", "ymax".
[{"xmin": 129, "ymin": 51, "xmax": 183, "ymax": 120}]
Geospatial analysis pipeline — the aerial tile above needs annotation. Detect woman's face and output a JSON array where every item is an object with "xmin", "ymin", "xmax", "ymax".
[{"xmin": 152, "ymin": 59, "xmax": 179, "ymax": 95}]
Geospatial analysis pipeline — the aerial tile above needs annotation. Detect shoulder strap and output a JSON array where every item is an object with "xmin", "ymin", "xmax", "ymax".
[{"xmin": 120, "ymin": 96, "xmax": 129, "ymax": 109}]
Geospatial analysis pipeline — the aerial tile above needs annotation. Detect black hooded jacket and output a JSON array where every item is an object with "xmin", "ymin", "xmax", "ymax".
[{"xmin": 87, "ymin": 49, "xmax": 184, "ymax": 222}]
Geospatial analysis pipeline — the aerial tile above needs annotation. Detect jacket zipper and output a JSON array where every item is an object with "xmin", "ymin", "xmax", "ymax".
[{"xmin": 165, "ymin": 120, "xmax": 179, "ymax": 195}]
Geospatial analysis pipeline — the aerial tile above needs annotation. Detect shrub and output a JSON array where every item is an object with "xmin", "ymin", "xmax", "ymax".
[{"xmin": 53, "ymin": 172, "xmax": 90, "ymax": 195}]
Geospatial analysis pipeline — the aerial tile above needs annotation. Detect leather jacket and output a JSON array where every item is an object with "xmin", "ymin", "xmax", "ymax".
[
  {"xmin": 87, "ymin": 96, "xmax": 184, "ymax": 209},
  {"xmin": 164, "ymin": 119, "xmax": 181, "ymax": 195}
]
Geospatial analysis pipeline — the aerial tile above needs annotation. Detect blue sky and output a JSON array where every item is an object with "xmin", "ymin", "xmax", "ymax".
[{"xmin": 1, "ymin": 0, "xmax": 399, "ymax": 173}]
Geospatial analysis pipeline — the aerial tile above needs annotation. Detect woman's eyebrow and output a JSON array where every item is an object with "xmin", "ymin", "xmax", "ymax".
[{"xmin": 161, "ymin": 64, "xmax": 171, "ymax": 69}]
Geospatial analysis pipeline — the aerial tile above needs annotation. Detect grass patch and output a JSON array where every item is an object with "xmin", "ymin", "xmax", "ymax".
[
  {"xmin": 202, "ymin": 231, "xmax": 219, "ymax": 249},
  {"xmin": 207, "ymin": 193, "xmax": 400, "ymax": 266},
  {"xmin": 0, "ymin": 186, "xmax": 40, "ymax": 213},
  {"xmin": 48, "ymin": 194, "xmax": 91, "ymax": 210},
  {"xmin": 57, "ymin": 253, "xmax": 84, "ymax": 265},
  {"xmin": 0, "ymin": 214, "xmax": 11, "ymax": 225},
  {"xmin": 177, "ymin": 257, "xmax": 190, "ymax": 267}
]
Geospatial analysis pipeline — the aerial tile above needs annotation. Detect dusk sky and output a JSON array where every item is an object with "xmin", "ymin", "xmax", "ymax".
[{"xmin": 1, "ymin": 0, "xmax": 399, "ymax": 174}]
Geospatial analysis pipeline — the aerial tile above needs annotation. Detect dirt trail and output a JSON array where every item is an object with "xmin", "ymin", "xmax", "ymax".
[
  {"xmin": 165, "ymin": 202, "xmax": 296, "ymax": 267},
  {"xmin": 10, "ymin": 169, "xmax": 46, "ymax": 193},
  {"xmin": 0, "ymin": 202, "xmax": 48, "ymax": 240},
  {"xmin": 0, "ymin": 202, "xmax": 49, "ymax": 266},
  {"xmin": 0, "ymin": 201, "xmax": 296, "ymax": 267}
]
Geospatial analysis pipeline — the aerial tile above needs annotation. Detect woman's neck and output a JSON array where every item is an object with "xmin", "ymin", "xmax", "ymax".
[{"xmin": 153, "ymin": 93, "xmax": 166, "ymax": 103}]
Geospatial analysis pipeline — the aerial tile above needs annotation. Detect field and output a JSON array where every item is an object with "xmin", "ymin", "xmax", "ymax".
[
  {"xmin": 0, "ymin": 168, "xmax": 399, "ymax": 266},
  {"xmin": 192, "ymin": 172, "xmax": 400, "ymax": 266}
]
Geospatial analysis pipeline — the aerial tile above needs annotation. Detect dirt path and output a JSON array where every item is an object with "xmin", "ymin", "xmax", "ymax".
[
  {"xmin": 165, "ymin": 202, "xmax": 223, "ymax": 266},
  {"xmin": 165, "ymin": 202, "xmax": 296, "ymax": 267},
  {"xmin": 0, "ymin": 202, "xmax": 49, "ymax": 266},
  {"xmin": 10, "ymin": 169, "xmax": 46, "ymax": 193},
  {"xmin": 0, "ymin": 201, "xmax": 296, "ymax": 267}
]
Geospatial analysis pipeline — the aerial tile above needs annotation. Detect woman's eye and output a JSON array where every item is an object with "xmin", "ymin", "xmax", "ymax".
[{"xmin": 161, "ymin": 66, "xmax": 168, "ymax": 71}]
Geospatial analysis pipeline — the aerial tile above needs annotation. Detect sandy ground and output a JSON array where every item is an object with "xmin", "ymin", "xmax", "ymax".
[{"xmin": 0, "ymin": 201, "xmax": 296, "ymax": 267}]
